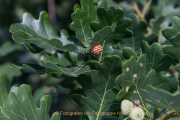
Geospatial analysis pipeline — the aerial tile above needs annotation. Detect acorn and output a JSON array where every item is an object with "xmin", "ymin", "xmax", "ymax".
[
  {"xmin": 129, "ymin": 107, "xmax": 145, "ymax": 120},
  {"xmin": 91, "ymin": 44, "xmax": 103, "ymax": 55},
  {"xmin": 121, "ymin": 100, "xmax": 134, "ymax": 115}
]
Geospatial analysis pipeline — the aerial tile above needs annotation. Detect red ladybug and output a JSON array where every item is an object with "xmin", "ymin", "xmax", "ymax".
[{"xmin": 91, "ymin": 44, "xmax": 103, "ymax": 55}]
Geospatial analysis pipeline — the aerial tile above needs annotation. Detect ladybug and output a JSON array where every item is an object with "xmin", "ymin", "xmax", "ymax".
[{"xmin": 91, "ymin": 44, "xmax": 103, "ymax": 55}]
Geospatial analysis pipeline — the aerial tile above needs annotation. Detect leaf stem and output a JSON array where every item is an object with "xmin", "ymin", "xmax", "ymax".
[
  {"xmin": 99, "ymin": 40, "xmax": 105, "ymax": 62},
  {"xmin": 139, "ymin": 105, "xmax": 151, "ymax": 120}
]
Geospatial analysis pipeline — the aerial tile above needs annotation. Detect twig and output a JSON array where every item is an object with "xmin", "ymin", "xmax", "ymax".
[
  {"xmin": 155, "ymin": 111, "xmax": 177, "ymax": 120},
  {"xmin": 142, "ymin": 0, "xmax": 153, "ymax": 18},
  {"xmin": 169, "ymin": 66, "xmax": 179, "ymax": 78},
  {"xmin": 132, "ymin": 0, "xmax": 152, "ymax": 33},
  {"xmin": 158, "ymin": 31, "xmax": 162, "ymax": 44},
  {"xmin": 99, "ymin": 41, "xmax": 105, "ymax": 62},
  {"xmin": 123, "ymin": 116, "xmax": 129, "ymax": 120},
  {"xmin": 139, "ymin": 105, "xmax": 151, "ymax": 120},
  {"xmin": 132, "ymin": 0, "xmax": 144, "ymax": 21}
]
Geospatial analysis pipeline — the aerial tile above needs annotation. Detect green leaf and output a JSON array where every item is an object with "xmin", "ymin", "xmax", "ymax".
[
  {"xmin": 71, "ymin": 55, "xmax": 122, "ymax": 120},
  {"xmin": 41, "ymin": 60, "xmax": 98, "ymax": 77},
  {"xmin": 115, "ymin": 52, "xmax": 178, "ymax": 107},
  {"xmin": 0, "ymin": 75, "xmax": 9, "ymax": 120},
  {"xmin": 163, "ymin": 45, "xmax": 180, "ymax": 62},
  {"xmin": 162, "ymin": 16, "xmax": 180, "ymax": 73},
  {"xmin": 10, "ymin": 11, "xmax": 77, "ymax": 54},
  {"xmin": 140, "ymin": 86, "xmax": 180, "ymax": 117},
  {"xmin": 122, "ymin": 47, "xmax": 138, "ymax": 60},
  {"xmin": 70, "ymin": 8, "xmax": 94, "ymax": 42},
  {"xmin": 12, "ymin": 63, "xmax": 46, "ymax": 75},
  {"xmin": 152, "ymin": 72, "xmax": 178, "ymax": 92},
  {"xmin": 41, "ymin": 54, "xmax": 73, "ymax": 67},
  {"xmin": 80, "ymin": 0, "xmax": 107, "ymax": 22},
  {"xmin": 0, "ymin": 41, "xmax": 22, "ymax": 57},
  {"xmin": 115, "ymin": 53, "xmax": 178, "ymax": 119},
  {"xmin": 115, "ymin": 55, "xmax": 156, "ymax": 108},
  {"xmin": 40, "ymin": 52, "xmax": 85, "ymax": 67},
  {"xmin": 102, "ymin": 42, "xmax": 123, "ymax": 59},
  {"xmin": 12, "ymin": 51, "xmax": 92, "ymax": 76},
  {"xmin": 13, "ymin": 60, "xmax": 97, "ymax": 77},
  {"xmin": 121, "ymin": 13, "xmax": 158, "ymax": 52},
  {"xmin": 102, "ymin": 44, "xmax": 114, "ymax": 57},
  {"xmin": 151, "ymin": 0, "xmax": 180, "ymax": 28},
  {"xmin": 175, "ymin": 64, "xmax": 180, "ymax": 73},
  {"xmin": 74, "ymin": 4, "xmax": 81, "ymax": 12},
  {"xmin": 93, "ymin": 0, "xmax": 100, "ymax": 2},
  {"xmin": 150, "ymin": 16, "xmax": 165, "ymax": 35},
  {"xmin": 83, "ymin": 23, "xmax": 117, "ymax": 49},
  {"xmin": 0, "ymin": 63, "xmax": 22, "ymax": 80},
  {"xmin": 162, "ymin": 45, "xmax": 180, "ymax": 73},
  {"xmin": 90, "ymin": 6, "xmax": 132, "ymax": 41},
  {"xmin": 59, "ymin": 74, "xmax": 81, "ymax": 90},
  {"xmin": 162, "ymin": 16, "xmax": 180, "ymax": 46},
  {"xmin": 0, "ymin": 74, "xmax": 60, "ymax": 120},
  {"xmin": 141, "ymin": 41, "xmax": 174, "ymax": 71}
]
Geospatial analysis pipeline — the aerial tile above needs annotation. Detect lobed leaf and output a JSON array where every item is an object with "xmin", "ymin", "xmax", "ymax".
[
  {"xmin": 115, "ymin": 53, "xmax": 178, "ymax": 108},
  {"xmin": 122, "ymin": 47, "xmax": 138, "ymax": 60},
  {"xmin": 162, "ymin": 16, "xmax": 180, "ymax": 46},
  {"xmin": 151, "ymin": 0, "xmax": 180, "ymax": 28},
  {"xmin": 91, "ymin": 6, "xmax": 132, "ymax": 42},
  {"xmin": 121, "ymin": 13, "xmax": 158, "ymax": 52},
  {"xmin": 13, "ymin": 60, "xmax": 97, "ymax": 77},
  {"xmin": 41, "ymin": 60, "xmax": 98, "ymax": 77},
  {"xmin": 140, "ymin": 86, "xmax": 180, "ymax": 117},
  {"xmin": 70, "ymin": 8, "xmax": 94, "ymax": 42},
  {"xmin": 71, "ymin": 55, "xmax": 122, "ymax": 120},
  {"xmin": 115, "ymin": 55, "xmax": 156, "ymax": 107},
  {"xmin": 162, "ymin": 16, "xmax": 180, "ymax": 73},
  {"xmin": 141, "ymin": 41, "xmax": 174, "ymax": 71},
  {"xmin": 150, "ymin": 16, "xmax": 165, "ymax": 35},
  {"xmin": 0, "ymin": 75, "xmax": 60, "ymax": 120},
  {"xmin": 83, "ymin": 23, "xmax": 117, "ymax": 50},
  {"xmin": 80, "ymin": 0, "xmax": 107, "ymax": 22},
  {"xmin": 152, "ymin": 72, "xmax": 178, "ymax": 93},
  {"xmin": 10, "ymin": 11, "xmax": 77, "ymax": 54}
]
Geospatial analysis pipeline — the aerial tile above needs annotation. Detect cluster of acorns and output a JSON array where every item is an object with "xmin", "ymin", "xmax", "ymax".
[{"xmin": 121, "ymin": 100, "xmax": 145, "ymax": 120}]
